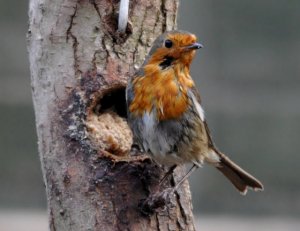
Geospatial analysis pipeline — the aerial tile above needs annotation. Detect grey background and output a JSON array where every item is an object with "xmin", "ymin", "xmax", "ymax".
[{"xmin": 1, "ymin": 0, "xmax": 299, "ymax": 218}]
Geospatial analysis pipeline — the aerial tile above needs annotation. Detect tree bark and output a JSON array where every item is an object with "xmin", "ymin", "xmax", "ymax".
[{"xmin": 28, "ymin": 0, "xmax": 196, "ymax": 230}]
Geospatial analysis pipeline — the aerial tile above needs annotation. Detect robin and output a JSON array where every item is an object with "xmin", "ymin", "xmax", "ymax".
[{"xmin": 126, "ymin": 30, "xmax": 263, "ymax": 194}]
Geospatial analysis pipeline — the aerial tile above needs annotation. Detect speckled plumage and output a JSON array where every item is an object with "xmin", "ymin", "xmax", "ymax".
[{"xmin": 126, "ymin": 30, "xmax": 263, "ymax": 194}]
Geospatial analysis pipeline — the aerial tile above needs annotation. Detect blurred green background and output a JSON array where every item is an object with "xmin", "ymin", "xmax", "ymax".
[{"xmin": 0, "ymin": 0, "xmax": 299, "ymax": 227}]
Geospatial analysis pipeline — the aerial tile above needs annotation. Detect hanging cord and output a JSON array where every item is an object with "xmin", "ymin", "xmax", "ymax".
[{"xmin": 118, "ymin": 0, "xmax": 129, "ymax": 33}]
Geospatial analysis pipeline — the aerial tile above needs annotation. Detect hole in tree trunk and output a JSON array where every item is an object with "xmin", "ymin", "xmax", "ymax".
[
  {"xmin": 94, "ymin": 87, "xmax": 127, "ymax": 118},
  {"xmin": 86, "ymin": 86, "xmax": 133, "ymax": 157}
]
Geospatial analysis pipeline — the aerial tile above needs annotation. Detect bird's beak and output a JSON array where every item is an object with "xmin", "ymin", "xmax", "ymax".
[{"xmin": 185, "ymin": 42, "xmax": 203, "ymax": 50}]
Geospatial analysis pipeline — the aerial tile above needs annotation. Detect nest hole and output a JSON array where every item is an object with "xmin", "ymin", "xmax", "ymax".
[
  {"xmin": 94, "ymin": 87, "xmax": 127, "ymax": 118},
  {"xmin": 86, "ymin": 86, "xmax": 132, "ymax": 157}
]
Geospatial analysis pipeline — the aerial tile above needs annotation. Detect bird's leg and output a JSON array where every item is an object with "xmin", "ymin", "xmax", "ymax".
[
  {"xmin": 172, "ymin": 164, "xmax": 198, "ymax": 192},
  {"xmin": 159, "ymin": 164, "xmax": 177, "ymax": 186},
  {"xmin": 140, "ymin": 164, "xmax": 198, "ymax": 215}
]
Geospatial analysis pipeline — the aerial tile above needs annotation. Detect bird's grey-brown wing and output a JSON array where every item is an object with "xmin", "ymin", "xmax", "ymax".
[
  {"xmin": 188, "ymin": 86, "xmax": 264, "ymax": 193},
  {"xmin": 188, "ymin": 86, "xmax": 216, "ymax": 150}
]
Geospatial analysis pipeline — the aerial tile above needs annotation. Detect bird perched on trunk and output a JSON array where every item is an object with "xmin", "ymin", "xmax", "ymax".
[{"xmin": 126, "ymin": 30, "xmax": 263, "ymax": 195}]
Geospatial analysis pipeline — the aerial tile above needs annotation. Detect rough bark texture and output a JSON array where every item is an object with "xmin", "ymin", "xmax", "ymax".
[{"xmin": 28, "ymin": 0, "xmax": 196, "ymax": 230}]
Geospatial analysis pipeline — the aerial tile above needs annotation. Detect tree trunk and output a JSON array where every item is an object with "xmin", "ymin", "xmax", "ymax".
[{"xmin": 28, "ymin": 0, "xmax": 196, "ymax": 230}]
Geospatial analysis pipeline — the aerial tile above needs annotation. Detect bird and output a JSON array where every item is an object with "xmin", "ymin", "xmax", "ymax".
[{"xmin": 126, "ymin": 30, "xmax": 263, "ymax": 195}]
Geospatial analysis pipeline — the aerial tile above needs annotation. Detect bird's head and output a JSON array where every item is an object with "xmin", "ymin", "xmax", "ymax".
[
  {"xmin": 128, "ymin": 31, "xmax": 202, "ymax": 120},
  {"xmin": 144, "ymin": 30, "xmax": 203, "ymax": 69}
]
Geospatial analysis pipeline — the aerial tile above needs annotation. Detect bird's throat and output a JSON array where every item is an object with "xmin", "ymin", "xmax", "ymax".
[
  {"xmin": 130, "ymin": 64, "xmax": 195, "ymax": 120},
  {"xmin": 159, "ymin": 56, "xmax": 174, "ymax": 70}
]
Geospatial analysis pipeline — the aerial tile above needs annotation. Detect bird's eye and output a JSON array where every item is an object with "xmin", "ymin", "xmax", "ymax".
[{"xmin": 164, "ymin": 39, "xmax": 173, "ymax": 48}]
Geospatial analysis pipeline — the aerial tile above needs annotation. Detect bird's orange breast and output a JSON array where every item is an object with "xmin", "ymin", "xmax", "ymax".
[{"xmin": 129, "ymin": 64, "xmax": 194, "ymax": 120}]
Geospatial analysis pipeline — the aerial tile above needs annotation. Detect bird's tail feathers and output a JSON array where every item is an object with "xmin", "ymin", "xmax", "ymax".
[{"xmin": 214, "ymin": 150, "xmax": 264, "ymax": 195}]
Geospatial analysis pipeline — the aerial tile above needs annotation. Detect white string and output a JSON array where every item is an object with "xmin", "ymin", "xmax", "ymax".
[{"xmin": 118, "ymin": 0, "xmax": 129, "ymax": 33}]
